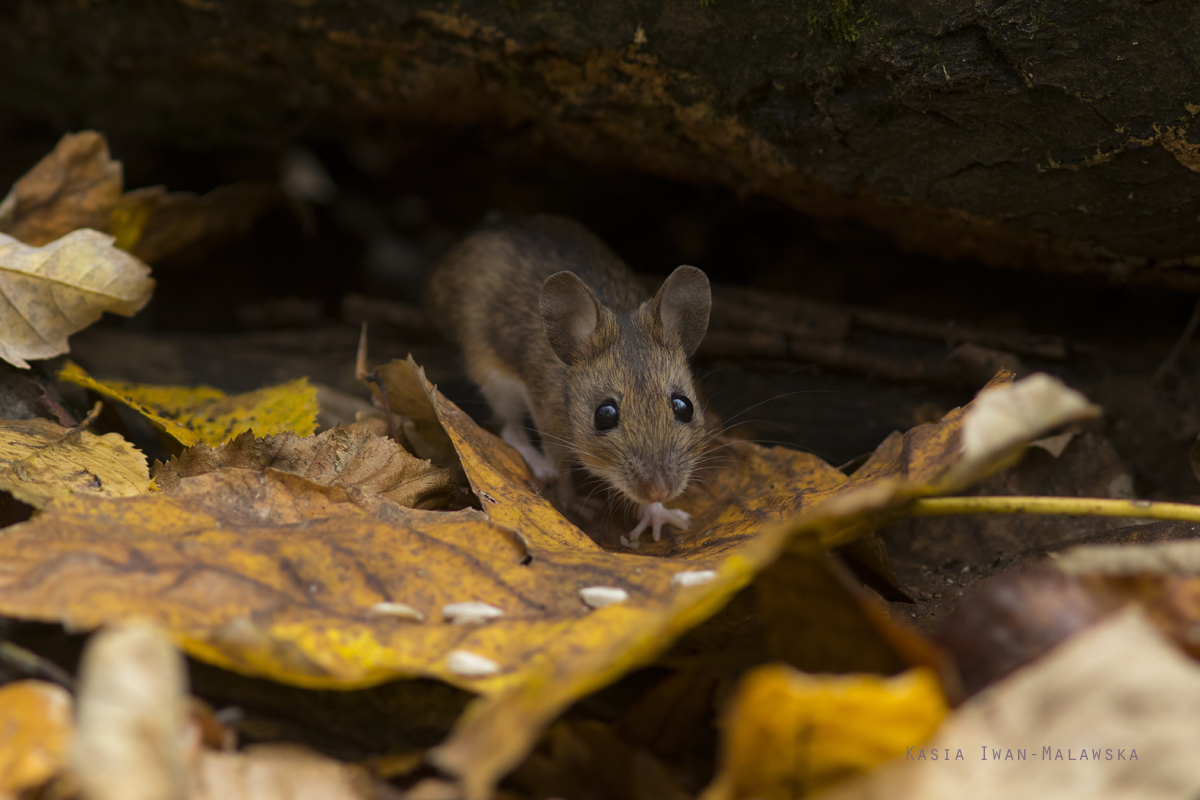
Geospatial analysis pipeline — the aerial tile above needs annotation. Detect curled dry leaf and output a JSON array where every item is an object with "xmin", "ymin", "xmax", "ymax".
[
  {"xmin": 0, "ymin": 680, "xmax": 74, "ymax": 797},
  {"xmin": 70, "ymin": 622, "xmax": 196, "ymax": 800},
  {"xmin": 59, "ymin": 362, "xmax": 318, "ymax": 447},
  {"xmin": 0, "ymin": 230, "xmax": 154, "ymax": 369},
  {"xmin": 154, "ymin": 427, "xmax": 464, "ymax": 511},
  {"xmin": 417, "ymin": 368, "xmax": 1097, "ymax": 800},
  {"xmin": 816, "ymin": 609, "xmax": 1200, "ymax": 800},
  {"xmin": 0, "ymin": 417, "xmax": 151, "ymax": 507},
  {"xmin": 702, "ymin": 665, "xmax": 946, "ymax": 800}
]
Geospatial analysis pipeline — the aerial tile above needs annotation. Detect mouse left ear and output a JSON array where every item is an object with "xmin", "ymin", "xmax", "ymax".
[
  {"xmin": 653, "ymin": 265, "xmax": 711, "ymax": 357},
  {"xmin": 541, "ymin": 271, "xmax": 605, "ymax": 366}
]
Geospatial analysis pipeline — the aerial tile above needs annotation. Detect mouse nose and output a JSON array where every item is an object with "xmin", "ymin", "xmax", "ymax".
[{"xmin": 639, "ymin": 475, "xmax": 671, "ymax": 504}]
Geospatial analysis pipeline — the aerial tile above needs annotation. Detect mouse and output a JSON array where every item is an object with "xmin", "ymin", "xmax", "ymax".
[{"xmin": 423, "ymin": 214, "xmax": 711, "ymax": 548}]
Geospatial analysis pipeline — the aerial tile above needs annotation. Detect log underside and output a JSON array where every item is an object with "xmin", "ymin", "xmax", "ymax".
[{"xmin": 3, "ymin": 0, "xmax": 1200, "ymax": 287}]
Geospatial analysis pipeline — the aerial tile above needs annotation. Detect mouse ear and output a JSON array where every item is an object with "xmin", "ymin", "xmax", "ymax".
[
  {"xmin": 541, "ymin": 271, "xmax": 604, "ymax": 365},
  {"xmin": 653, "ymin": 265, "xmax": 710, "ymax": 357}
]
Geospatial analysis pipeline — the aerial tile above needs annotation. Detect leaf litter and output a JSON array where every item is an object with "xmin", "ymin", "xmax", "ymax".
[{"xmin": 0, "ymin": 130, "xmax": 1197, "ymax": 800}]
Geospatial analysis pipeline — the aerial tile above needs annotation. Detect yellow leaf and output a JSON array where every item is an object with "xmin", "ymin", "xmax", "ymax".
[
  {"xmin": 0, "ymin": 417, "xmax": 152, "ymax": 507},
  {"xmin": 0, "ymin": 680, "xmax": 74, "ymax": 797},
  {"xmin": 424, "ymin": 370, "xmax": 1098, "ymax": 800},
  {"xmin": 703, "ymin": 665, "xmax": 947, "ymax": 800},
  {"xmin": 58, "ymin": 362, "xmax": 319, "ymax": 447},
  {"xmin": 0, "ymin": 230, "xmax": 154, "ymax": 369}
]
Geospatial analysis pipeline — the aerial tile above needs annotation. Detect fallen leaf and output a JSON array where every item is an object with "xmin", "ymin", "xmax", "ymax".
[
  {"xmin": 0, "ymin": 131, "xmax": 121, "ymax": 246},
  {"xmin": 58, "ymin": 362, "xmax": 318, "ymax": 447},
  {"xmin": 0, "ymin": 361, "xmax": 1095, "ymax": 800},
  {"xmin": 0, "ymin": 680, "xmax": 74, "ymax": 797},
  {"xmin": 0, "ymin": 417, "xmax": 152, "ymax": 508},
  {"xmin": 69, "ymin": 622, "xmax": 196, "ymax": 800},
  {"xmin": 154, "ymin": 427, "xmax": 465, "ymax": 511},
  {"xmin": 425, "ymin": 369, "xmax": 1098, "ymax": 800},
  {"xmin": 0, "ymin": 130, "xmax": 284, "ymax": 265},
  {"xmin": 197, "ymin": 744, "xmax": 383, "ymax": 800},
  {"xmin": 703, "ymin": 665, "xmax": 947, "ymax": 800},
  {"xmin": 0, "ymin": 467, "xmax": 692, "ymax": 692},
  {"xmin": 816, "ymin": 609, "xmax": 1200, "ymax": 800},
  {"xmin": 115, "ymin": 182, "xmax": 287, "ymax": 267},
  {"xmin": 0, "ymin": 230, "xmax": 154, "ymax": 369}
]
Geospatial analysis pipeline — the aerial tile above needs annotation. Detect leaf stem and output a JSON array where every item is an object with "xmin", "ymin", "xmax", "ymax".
[{"xmin": 909, "ymin": 495, "xmax": 1200, "ymax": 523}]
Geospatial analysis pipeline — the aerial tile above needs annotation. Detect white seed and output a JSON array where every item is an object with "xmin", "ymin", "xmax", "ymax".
[
  {"xmin": 579, "ymin": 586, "xmax": 629, "ymax": 608},
  {"xmin": 670, "ymin": 570, "xmax": 717, "ymax": 588},
  {"xmin": 447, "ymin": 649, "xmax": 500, "ymax": 677},
  {"xmin": 366, "ymin": 602, "xmax": 425, "ymax": 621},
  {"xmin": 442, "ymin": 602, "xmax": 505, "ymax": 624}
]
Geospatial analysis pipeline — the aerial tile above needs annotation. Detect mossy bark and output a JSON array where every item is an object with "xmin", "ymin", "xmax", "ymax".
[{"xmin": 4, "ymin": 0, "xmax": 1199, "ymax": 285}]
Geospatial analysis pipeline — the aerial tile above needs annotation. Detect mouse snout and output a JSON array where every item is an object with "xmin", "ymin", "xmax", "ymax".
[{"xmin": 636, "ymin": 474, "xmax": 672, "ymax": 504}]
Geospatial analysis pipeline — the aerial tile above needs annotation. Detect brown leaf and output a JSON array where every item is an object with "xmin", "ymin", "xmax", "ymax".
[
  {"xmin": 0, "ymin": 131, "xmax": 284, "ymax": 265},
  {"xmin": 0, "ymin": 131, "xmax": 121, "ymax": 246},
  {"xmin": 155, "ymin": 428, "xmax": 465, "ymax": 511}
]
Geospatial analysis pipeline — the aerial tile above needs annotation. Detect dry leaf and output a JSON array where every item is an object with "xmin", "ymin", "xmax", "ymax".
[
  {"xmin": 154, "ymin": 428, "xmax": 465, "ymax": 511},
  {"xmin": 703, "ymin": 666, "xmax": 947, "ymax": 800},
  {"xmin": 0, "ymin": 468, "xmax": 691, "ymax": 691},
  {"xmin": 0, "ymin": 130, "xmax": 283, "ymax": 265},
  {"xmin": 0, "ymin": 230, "xmax": 154, "ymax": 369},
  {"xmin": 0, "ymin": 417, "xmax": 152, "ymax": 507},
  {"xmin": 0, "ymin": 362, "xmax": 1096, "ymax": 800},
  {"xmin": 69, "ymin": 622, "xmax": 196, "ymax": 800},
  {"xmin": 0, "ymin": 680, "xmax": 73, "ymax": 797},
  {"xmin": 425, "ymin": 370, "xmax": 1097, "ymax": 800},
  {"xmin": 59, "ymin": 362, "xmax": 318, "ymax": 447},
  {"xmin": 0, "ymin": 131, "xmax": 121, "ymax": 246},
  {"xmin": 816, "ymin": 609, "xmax": 1200, "ymax": 800},
  {"xmin": 197, "ymin": 744, "xmax": 383, "ymax": 800}
]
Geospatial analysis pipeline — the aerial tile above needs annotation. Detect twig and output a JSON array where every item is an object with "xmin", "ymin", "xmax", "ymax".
[
  {"xmin": 909, "ymin": 495, "xmax": 1200, "ymax": 524},
  {"xmin": 0, "ymin": 641, "xmax": 75, "ymax": 690}
]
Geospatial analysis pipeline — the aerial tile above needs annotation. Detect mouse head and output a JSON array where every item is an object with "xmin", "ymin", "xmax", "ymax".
[{"xmin": 540, "ymin": 266, "xmax": 711, "ymax": 506}]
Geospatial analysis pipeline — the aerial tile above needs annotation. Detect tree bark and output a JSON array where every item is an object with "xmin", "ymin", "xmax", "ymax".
[{"xmin": 4, "ymin": 0, "xmax": 1200, "ymax": 286}]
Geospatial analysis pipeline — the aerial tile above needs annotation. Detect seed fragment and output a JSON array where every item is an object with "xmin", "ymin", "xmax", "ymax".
[
  {"xmin": 442, "ymin": 602, "xmax": 505, "ymax": 624},
  {"xmin": 447, "ymin": 649, "xmax": 500, "ymax": 677},
  {"xmin": 579, "ymin": 586, "xmax": 629, "ymax": 608},
  {"xmin": 670, "ymin": 570, "xmax": 717, "ymax": 588},
  {"xmin": 366, "ymin": 602, "xmax": 425, "ymax": 621}
]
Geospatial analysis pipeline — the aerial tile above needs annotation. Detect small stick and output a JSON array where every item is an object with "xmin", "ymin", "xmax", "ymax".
[{"xmin": 909, "ymin": 495, "xmax": 1200, "ymax": 524}]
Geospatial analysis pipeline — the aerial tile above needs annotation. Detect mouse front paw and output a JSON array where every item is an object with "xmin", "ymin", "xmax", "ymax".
[
  {"xmin": 500, "ymin": 425, "xmax": 558, "ymax": 481},
  {"xmin": 620, "ymin": 503, "xmax": 691, "ymax": 549}
]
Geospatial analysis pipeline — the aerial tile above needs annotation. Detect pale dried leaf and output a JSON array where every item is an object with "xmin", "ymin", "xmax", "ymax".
[
  {"xmin": 0, "ymin": 229, "xmax": 154, "ymax": 368},
  {"xmin": 70, "ymin": 622, "xmax": 196, "ymax": 800},
  {"xmin": 816, "ymin": 609, "xmax": 1200, "ymax": 800}
]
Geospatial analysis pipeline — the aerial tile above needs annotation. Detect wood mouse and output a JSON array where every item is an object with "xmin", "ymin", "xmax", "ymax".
[{"xmin": 424, "ymin": 214, "xmax": 711, "ymax": 548}]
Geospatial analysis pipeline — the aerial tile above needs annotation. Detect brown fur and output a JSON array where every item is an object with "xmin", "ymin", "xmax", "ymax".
[{"xmin": 423, "ymin": 214, "xmax": 710, "ymax": 505}]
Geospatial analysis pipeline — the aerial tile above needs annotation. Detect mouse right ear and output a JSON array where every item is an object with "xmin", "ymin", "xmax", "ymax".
[{"xmin": 541, "ymin": 271, "xmax": 604, "ymax": 365}]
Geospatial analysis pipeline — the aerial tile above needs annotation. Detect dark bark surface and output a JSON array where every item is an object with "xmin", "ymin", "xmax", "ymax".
[{"xmin": 2, "ymin": 0, "xmax": 1200, "ymax": 285}]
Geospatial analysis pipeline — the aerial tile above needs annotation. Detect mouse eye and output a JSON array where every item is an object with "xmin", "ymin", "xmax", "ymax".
[
  {"xmin": 594, "ymin": 400, "xmax": 620, "ymax": 431},
  {"xmin": 671, "ymin": 394, "xmax": 694, "ymax": 423}
]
